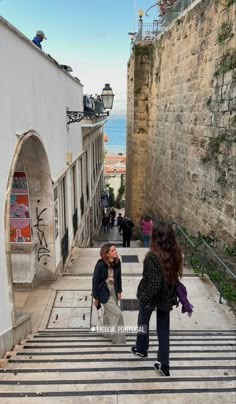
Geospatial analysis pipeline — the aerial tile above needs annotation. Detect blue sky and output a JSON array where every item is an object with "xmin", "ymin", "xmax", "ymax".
[{"xmin": 0, "ymin": 0, "xmax": 158, "ymax": 115}]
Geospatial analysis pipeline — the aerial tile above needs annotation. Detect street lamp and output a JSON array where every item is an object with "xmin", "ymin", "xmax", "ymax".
[
  {"xmin": 101, "ymin": 84, "xmax": 114, "ymax": 111},
  {"xmin": 137, "ymin": 8, "xmax": 144, "ymax": 41},
  {"xmin": 138, "ymin": 8, "xmax": 144, "ymax": 20}
]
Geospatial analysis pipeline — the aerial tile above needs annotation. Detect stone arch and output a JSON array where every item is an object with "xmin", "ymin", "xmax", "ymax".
[{"xmin": 5, "ymin": 130, "xmax": 56, "ymax": 287}]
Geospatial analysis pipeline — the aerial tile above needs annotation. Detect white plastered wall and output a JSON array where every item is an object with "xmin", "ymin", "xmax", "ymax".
[{"xmin": 0, "ymin": 16, "xmax": 84, "ymax": 344}]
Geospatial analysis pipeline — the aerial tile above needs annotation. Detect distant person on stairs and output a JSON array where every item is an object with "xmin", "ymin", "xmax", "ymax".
[
  {"xmin": 92, "ymin": 243, "xmax": 126, "ymax": 344},
  {"xmin": 140, "ymin": 215, "xmax": 153, "ymax": 247},
  {"xmin": 121, "ymin": 216, "xmax": 134, "ymax": 247},
  {"xmin": 109, "ymin": 208, "xmax": 116, "ymax": 229},
  {"xmin": 102, "ymin": 214, "xmax": 110, "ymax": 232},
  {"xmin": 131, "ymin": 222, "xmax": 183, "ymax": 376},
  {"xmin": 117, "ymin": 213, "xmax": 123, "ymax": 235}
]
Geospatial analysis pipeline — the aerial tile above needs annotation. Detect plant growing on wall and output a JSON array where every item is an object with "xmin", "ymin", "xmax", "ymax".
[
  {"xmin": 201, "ymin": 133, "xmax": 236, "ymax": 190},
  {"xmin": 214, "ymin": 49, "xmax": 236, "ymax": 76},
  {"xmin": 217, "ymin": 22, "xmax": 233, "ymax": 44}
]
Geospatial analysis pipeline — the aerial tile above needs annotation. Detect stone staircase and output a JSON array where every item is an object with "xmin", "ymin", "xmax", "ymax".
[{"xmin": 0, "ymin": 328, "xmax": 235, "ymax": 403}]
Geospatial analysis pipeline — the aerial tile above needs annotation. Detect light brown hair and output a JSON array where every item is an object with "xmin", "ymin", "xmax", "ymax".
[{"xmin": 100, "ymin": 243, "xmax": 118, "ymax": 265}]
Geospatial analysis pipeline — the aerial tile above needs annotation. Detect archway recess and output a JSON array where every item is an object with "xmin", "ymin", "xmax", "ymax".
[{"xmin": 6, "ymin": 130, "xmax": 56, "ymax": 286}]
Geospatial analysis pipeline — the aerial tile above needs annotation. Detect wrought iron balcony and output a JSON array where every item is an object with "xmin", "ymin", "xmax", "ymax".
[
  {"xmin": 67, "ymin": 85, "xmax": 114, "ymax": 125},
  {"xmin": 67, "ymin": 96, "xmax": 108, "ymax": 125}
]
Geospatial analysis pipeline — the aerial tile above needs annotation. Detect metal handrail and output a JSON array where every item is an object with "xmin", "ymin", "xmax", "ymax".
[{"xmin": 171, "ymin": 221, "xmax": 236, "ymax": 304}]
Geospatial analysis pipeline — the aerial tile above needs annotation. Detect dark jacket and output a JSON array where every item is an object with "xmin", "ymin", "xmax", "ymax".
[
  {"xmin": 121, "ymin": 219, "xmax": 134, "ymax": 236},
  {"xmin": 137, "ymin": 252, "xmax": 176, "ymax": 311},
  {"xmin": 92, "ymin": 258, "xmax": 122, "ymax": 303}
]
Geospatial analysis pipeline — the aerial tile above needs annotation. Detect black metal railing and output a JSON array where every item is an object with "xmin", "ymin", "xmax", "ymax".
[
  {"xmin": 67, "ymin": 97, "xmax": 108, "ymax": 125},
  {"xmin": 61, "ymin": 228, "xmax": 68, "ymax": 266},
  {"xmin": 135, "ymin": 20, "xmax": 162, "ymax": 43},
  {"xmin": 86, "ymin": 183, "xmax": 89, "ymax": 202},
  {"xmin": 172, "ymin": 221, "xmax": 236, "ymax": 306},
  {"xmin": 72, "ymin": 208, "xmax": 78, "ymax": 237},
  {"xmin": 80, "ymin": 194, "xmax": 84, "ymax": 216}
]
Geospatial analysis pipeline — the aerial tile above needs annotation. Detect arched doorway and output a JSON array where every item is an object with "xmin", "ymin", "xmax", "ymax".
[{"xmin": 6, "ymin": 130, "xmax": 56, "ymax": 287}]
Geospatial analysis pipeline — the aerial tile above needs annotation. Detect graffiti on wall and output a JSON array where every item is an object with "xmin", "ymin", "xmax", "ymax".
[
  {"xmin": 34, "ymin": 201, "xmax": 50, "ymax": 265},
  {"xmin": 10, "ymin": 172, "xmax": 31, "ymax": 242}
]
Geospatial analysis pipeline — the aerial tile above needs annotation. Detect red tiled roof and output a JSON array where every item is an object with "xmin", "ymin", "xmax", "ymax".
[{"xmin": 104, "ymin": 167, "xmax": 126, "ymax": 174}]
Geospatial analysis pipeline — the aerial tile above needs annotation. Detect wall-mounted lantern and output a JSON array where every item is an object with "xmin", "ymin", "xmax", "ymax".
[{"xmin": 101, "ymin": 83, "xmax": 115, "ymax": 111}]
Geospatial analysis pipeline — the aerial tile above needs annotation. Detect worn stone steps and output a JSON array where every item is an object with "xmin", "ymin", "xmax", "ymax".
[
  {"xmin": 2, "ymin": 244, "xmax": 235, "ymax": 402},
  {"xmin": 0, "ymin": 329, "xmax": 235, "ymax": 401}
]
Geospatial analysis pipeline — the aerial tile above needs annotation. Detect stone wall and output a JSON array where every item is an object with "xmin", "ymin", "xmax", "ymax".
[{"xmin": 126, "ymin": 0, "xmax": 236, "ymax": 246}]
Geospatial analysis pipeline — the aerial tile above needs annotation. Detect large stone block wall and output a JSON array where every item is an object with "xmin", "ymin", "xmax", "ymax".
[{"xmin": 126, "ymin": 0, "xmax": 236, "ymax": 245}]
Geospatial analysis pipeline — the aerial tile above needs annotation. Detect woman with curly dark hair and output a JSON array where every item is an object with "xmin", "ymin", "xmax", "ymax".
[
  {"xmin": 92, "ymin": 243, "xmax": 126, "ymax": 344},
  {"xmin": 131, "ymin": 221, "xmax": 183, "ymax": 376}
]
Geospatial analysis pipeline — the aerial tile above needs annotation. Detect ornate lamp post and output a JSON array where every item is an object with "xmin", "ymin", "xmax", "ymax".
[
  {"xmin": 137, "ymin": 8, "xmax": 144, "ymax": 41},
  {"xmin": 101, "ymin": 83, "xmax": 114, "ymax": 112}
]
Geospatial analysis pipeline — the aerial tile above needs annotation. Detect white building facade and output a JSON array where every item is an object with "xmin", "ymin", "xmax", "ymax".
[{"xmin": 0, "ymin": 17, "xmax": 106, "ymax": 357}]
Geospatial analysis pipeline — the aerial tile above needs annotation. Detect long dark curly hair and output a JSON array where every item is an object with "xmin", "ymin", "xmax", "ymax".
[{"xmin": 150, "ymin": 221, "xmax": 183, "ymax": 285}]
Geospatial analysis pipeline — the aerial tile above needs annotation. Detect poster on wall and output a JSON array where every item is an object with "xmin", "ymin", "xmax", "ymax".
[
  {"xmin": 10, "ymin": 194, "xmax": 30, "ymax": 218},
  {"xmin": 10, "ymin": 219, "xmax": 31, "ymax": 242},
  {"xmin": 12, "ymin": 171, "xmax": 28, "ymax": 194},
  {"xmin": 10, "ymin": 171, "xmax": 31, "ymax": 242}
]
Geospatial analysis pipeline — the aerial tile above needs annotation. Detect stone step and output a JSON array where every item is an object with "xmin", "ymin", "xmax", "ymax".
[
  {"xmin": 0, "ymin": 378, "xmax": 234, "ymax": 394},
  {"xmin": 0, "ymin": 367, "xmax": 235, "ymax": 379},
  {"xmin": 0, "ymin": 393, "xmax": 235, "ymax": 404},
  {"xmin": 8, "ymin": 354, "xmax": 236, "ymax": 362}
]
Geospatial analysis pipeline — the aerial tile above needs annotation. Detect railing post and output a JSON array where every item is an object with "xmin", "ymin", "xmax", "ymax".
[
  {"xmin": 219, "ymin": 266, "xmax": 226, "ymax": 304},
  {"xmin": 200, "ymin": 242, "xmax": 206, "ymax": 277}
]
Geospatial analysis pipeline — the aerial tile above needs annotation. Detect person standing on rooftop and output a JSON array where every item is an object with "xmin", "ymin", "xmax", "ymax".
[{"xmin": 32, "ymin": 30, "xmax": 47, "ymax": 49}]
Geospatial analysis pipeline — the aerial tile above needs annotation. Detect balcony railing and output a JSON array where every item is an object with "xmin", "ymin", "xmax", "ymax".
[
  {"xmin": 160, "ymin": 0, "xmax": 198, "ymax": 28},
  {"xmin": 67, "ymin": 96, "xmax": 108, "ymax": 125},
  {"xmin": 135, "ymin": 20, "xmax": 162, "ymax": 42},
  {"xmin": 83, "ymin": 95, "xmax": 106, "ymax": 115}
]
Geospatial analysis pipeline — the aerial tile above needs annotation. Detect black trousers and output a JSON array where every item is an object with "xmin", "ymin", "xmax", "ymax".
[
  {"xmin": 135, "ymin": 305, "xmax": 170, "ymax": 369},
  {"xmin": 122, "ymin": 234, "xmax": 131, "ymax": 247}
]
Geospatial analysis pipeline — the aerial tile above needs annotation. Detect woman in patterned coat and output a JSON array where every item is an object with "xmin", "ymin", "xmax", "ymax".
[{"xmin": 131, "ymin": 222, "xmax": 183, "ymax": 376}]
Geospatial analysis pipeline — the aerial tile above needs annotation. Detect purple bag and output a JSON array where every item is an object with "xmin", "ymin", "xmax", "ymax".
[{"xmin": 176, "ymin": 281, "xmax": 193, "ymax": 317}]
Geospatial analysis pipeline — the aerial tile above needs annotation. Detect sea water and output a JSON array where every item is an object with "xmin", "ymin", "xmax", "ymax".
[{"xmin": 104, "ymin": 115, "xmax": 126, "ymax": 155}]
